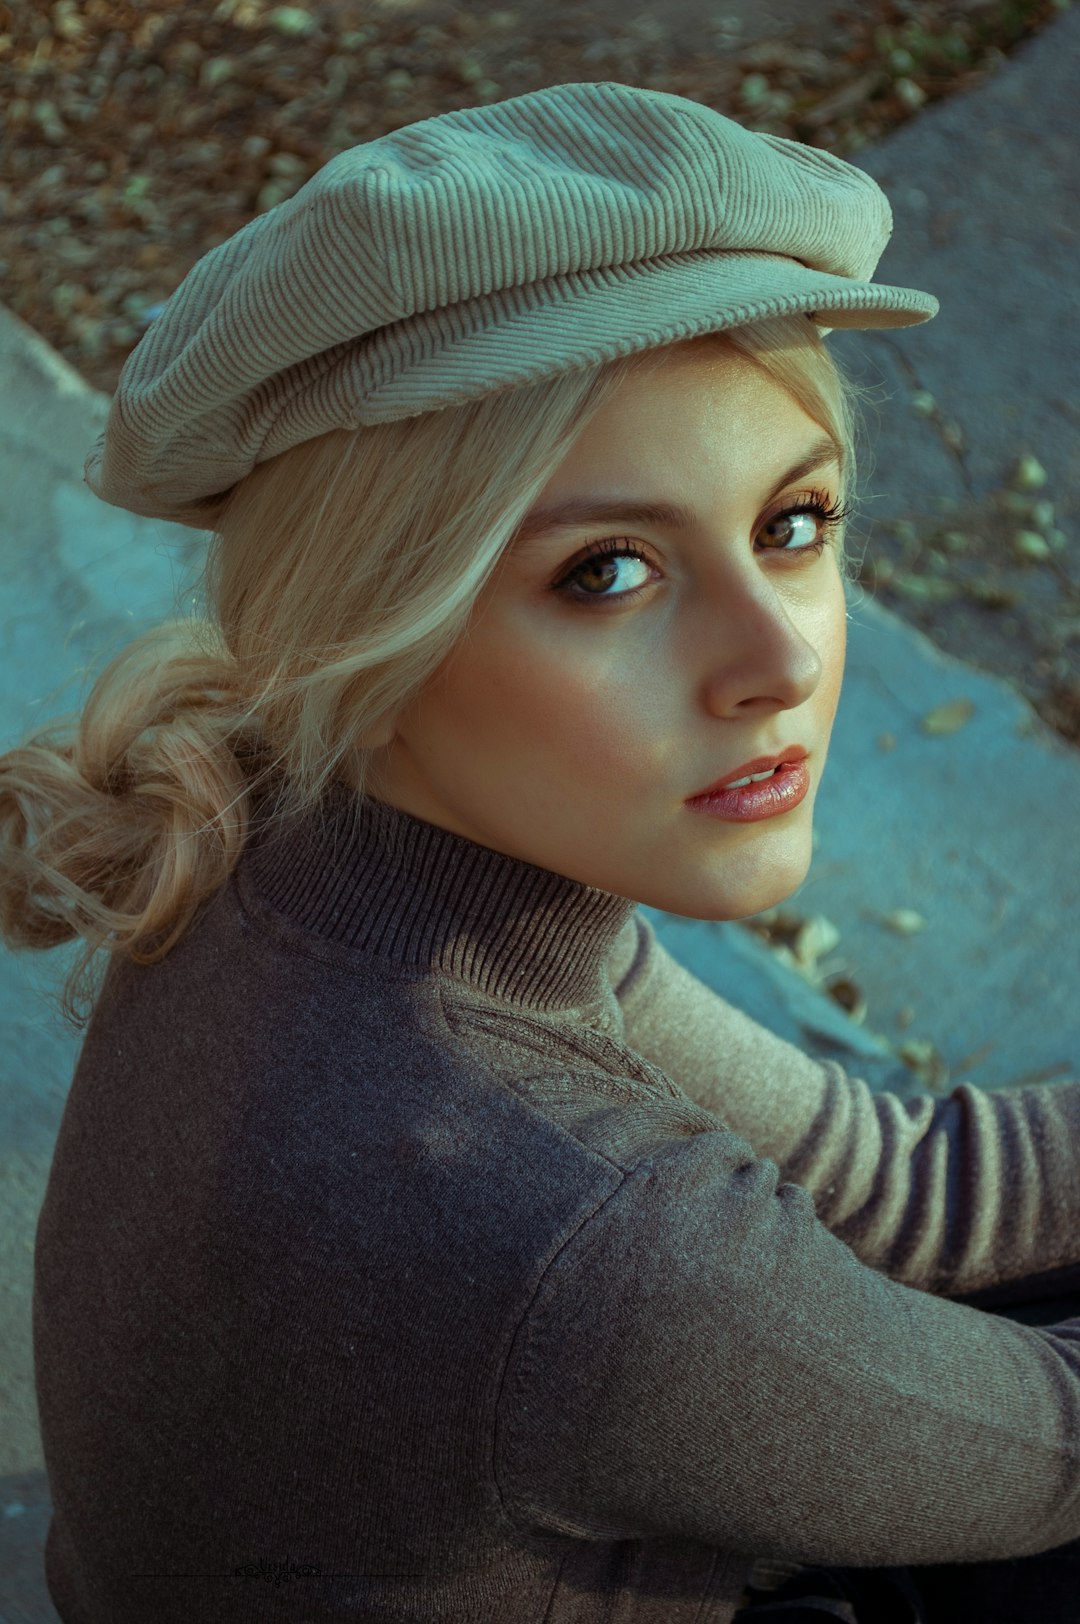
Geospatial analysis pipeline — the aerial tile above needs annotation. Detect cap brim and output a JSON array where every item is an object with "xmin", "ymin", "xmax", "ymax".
[{"xmin": 328, "ymin": 249, "xmax": 938, "ymax": 430}]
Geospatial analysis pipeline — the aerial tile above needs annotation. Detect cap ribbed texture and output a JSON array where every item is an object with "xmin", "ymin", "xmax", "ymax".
[
  {"xmin": 84, "ymin": 78, "xmax": 939, "ymax": 530},
  {"xmin": 240, "ymin": 781, "xmax": 639, "ymax": 1013}
]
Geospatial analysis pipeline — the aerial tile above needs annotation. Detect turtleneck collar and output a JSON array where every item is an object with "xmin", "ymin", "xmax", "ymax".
[{"xmin": 241, "ymin": 779, "xmax": 641, "ymax": 1014}]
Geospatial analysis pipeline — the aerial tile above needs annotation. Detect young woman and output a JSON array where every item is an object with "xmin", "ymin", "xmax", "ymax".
[{"xmin": 7, "ymin": 80, "xmax": 1080, "ymax": 1624}]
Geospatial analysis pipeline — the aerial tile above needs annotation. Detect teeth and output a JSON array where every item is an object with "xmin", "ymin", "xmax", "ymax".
[{"xmin": 726, "ymin": 766, "xmax": 779, "ymax": 789}]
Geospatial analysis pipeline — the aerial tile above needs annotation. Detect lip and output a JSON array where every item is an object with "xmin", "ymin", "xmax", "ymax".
[
  {"xmin": 687, "ymin": 745, "xmax": 809, "ymax": 800},
  {"xmin": 685, "ymin": 758, "xmax": 811, "ymax": 823}
]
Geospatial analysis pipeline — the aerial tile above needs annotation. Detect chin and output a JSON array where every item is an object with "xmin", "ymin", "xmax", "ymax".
[
  {"xmin": 655, "ymin": 845, "xmax": 813, "ymax": 923},
  {"xmin": 636, "ymin": 877, "xmax": 806, "ymax": 924}
]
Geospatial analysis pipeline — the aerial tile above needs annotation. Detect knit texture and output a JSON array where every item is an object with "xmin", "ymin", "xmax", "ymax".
[
  {"xmin": 33, "ymin": 784, "xmax": 1080, "ymax": 1623},
  {"xmin": 81, "ymin": 80, "xmax": 938, "ymax": 529}
]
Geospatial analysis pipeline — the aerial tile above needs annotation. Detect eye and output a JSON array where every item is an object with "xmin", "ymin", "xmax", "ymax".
[
  {"xmin": 552, "ymin": 539, "xmax": 657, "ymax": 605},
  {"xmin": 551, "ymin": 489, "xmax": 852, "ymax": 606},
  {"xmin": 757, "ymin": 488, "xmax": 852, "ymax": 555}
]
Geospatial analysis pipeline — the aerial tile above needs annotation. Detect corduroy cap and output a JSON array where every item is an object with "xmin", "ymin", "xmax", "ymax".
[{"xmin": 84, "ymin": 78, "xmax": 939, "ymax": 532}]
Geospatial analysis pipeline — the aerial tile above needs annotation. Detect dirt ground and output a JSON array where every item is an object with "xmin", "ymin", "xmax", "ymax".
[{"xmin": 2, "ymin": 0, "xmax": 1076, "ymax": 741}]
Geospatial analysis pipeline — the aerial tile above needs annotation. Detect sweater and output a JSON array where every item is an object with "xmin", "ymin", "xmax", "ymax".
[{"xmin": 32, "ymin": 781, "xmax": 1080, "ymax": 1624}]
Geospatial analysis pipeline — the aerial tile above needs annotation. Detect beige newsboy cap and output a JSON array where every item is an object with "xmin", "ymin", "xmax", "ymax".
[{"xmin": 84, "ymin": 78, "xmax": 938, "ymax": 531}]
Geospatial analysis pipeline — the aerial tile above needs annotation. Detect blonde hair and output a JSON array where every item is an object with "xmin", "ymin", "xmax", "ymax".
[{"xmin": 0, "ymin": 315, "xmax": 868, "ymax": 1034}]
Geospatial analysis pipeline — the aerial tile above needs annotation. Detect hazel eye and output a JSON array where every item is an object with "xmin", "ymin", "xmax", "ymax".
[
  {"xmin": 759, "ymin": 508, "xmax": 828, "ymax": 550},
  {"xmin": 553, "ymin": 540, "xmax": 657, "ymax": 604},
  {"xmin": 756, "ymin": 490, "xmax": 851, "ymax": 550}
]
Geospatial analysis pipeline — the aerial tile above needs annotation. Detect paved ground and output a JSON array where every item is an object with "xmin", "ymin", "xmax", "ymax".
[
  {"xmin": 827, "ymin": 12, "xmax": 1080, "ymax": 746},
  {"xmin": 1, "ymin": 8, "xmax": 1078, "ymax": 1620}
]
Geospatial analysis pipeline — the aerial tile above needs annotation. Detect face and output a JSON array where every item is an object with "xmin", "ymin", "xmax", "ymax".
[{"xmin": 360, "ymin": 340, "xmax": 848, "ymax": 921}]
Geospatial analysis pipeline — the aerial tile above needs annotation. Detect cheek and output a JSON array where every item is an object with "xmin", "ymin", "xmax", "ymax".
[
  {"xmin": 818, "ymin": 571, "xmax": 848, "ymax": 711},
  {"xmin": 433, "ymin": 614, "xmax": 649, "ymax": 776}
]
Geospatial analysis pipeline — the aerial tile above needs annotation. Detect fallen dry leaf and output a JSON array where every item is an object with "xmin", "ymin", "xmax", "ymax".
[
  {"xmin": 825, "ymin": 975, "xmax": 868, "ymax": 1025},
  {"xmin": 882, "ymin": 909, "xmax": 927, "ymax": 935},
  {"xmin": 920, "ymin": 697, "xmax": 976, "ymax": 735},
  {"xmin": 1014, "ymin": 529, "xmax": 1052, "ymax": 562},
  {"xmin": 1012, "ymin": 454, "xmax": 1048, "ymax": 492},
  {"xmin": 793, "ymin": 914, "xmax": 841, "ymax": 968},
  {"xmin": 897, "ymin": 1038, "xmax": 951, "ymax": 1092}
]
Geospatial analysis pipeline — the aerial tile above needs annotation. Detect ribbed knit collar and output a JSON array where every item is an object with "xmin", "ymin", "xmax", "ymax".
[{"xmin": 242, "ymin": 780, "xmax": 640, "ymax": 1014}]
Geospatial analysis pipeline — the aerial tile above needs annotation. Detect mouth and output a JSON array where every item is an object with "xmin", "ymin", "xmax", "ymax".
[{"xmin": 687, "ymin": 745, "xmax": 809, "ymax": 800}]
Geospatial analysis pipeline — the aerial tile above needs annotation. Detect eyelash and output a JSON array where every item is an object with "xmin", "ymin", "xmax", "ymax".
[{"xmin": 552, "ymin": 489, "xmax": 852, "ymax": 606}]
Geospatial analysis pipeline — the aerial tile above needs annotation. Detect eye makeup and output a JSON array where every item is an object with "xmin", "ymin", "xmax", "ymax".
[{"xmin": 551, "ymin": 488, "xmax": 851, "ymax": 607}]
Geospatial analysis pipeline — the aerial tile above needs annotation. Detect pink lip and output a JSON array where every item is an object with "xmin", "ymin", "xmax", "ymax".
[
  {"xmin": 688, "ymin": 745, "xmax": 809, "ymax": 800},
  {"xmin": 685, "ymin": 758, "xmax": 811, "ymax": 824}
]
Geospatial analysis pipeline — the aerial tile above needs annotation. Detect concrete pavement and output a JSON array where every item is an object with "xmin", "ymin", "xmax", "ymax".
[{"xmin": 2, "ymin": 9, "xmax": 1078, "ymax": 1617}]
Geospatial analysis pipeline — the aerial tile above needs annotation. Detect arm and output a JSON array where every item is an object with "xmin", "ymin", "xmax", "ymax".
[
  {"xmin": 497, "ymin": 1127, "xmax": 1080, "ymax": 1569},
  {"xmin": 606, "ymin": 910, "xmax": 1080, "ymax": 1300}
]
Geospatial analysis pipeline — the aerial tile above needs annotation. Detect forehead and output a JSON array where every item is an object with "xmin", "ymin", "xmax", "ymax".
[{"xmin": 513, "ymin": 344, "xmax": 840, "ymax": 533}]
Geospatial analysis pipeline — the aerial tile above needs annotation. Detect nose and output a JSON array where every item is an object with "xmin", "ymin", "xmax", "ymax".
[{"xmin": 692, "ymin": 567, "xmax": 826, "ymax": 718}]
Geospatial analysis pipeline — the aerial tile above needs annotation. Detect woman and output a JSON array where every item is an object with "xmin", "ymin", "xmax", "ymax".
[{"xmin": 7, "ymin": 80, "xmax": 1080, "ymax": 1623}]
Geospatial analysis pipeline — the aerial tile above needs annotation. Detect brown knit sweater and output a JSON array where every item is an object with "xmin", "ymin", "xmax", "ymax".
[{"xmin": 33, "ymin": 784, "xmax": 1080, "ymax": 1623}]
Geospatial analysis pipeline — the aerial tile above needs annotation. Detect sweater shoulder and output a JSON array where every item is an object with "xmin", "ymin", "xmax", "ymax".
[{"xmin": 437, "ymin": 984, "xmax": 727, "ymax": 1175}]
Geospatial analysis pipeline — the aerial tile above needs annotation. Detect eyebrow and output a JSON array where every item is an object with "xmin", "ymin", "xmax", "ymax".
[{"xmin": 510, "ymin": 434, "xmax": 841, "ymax": 547}]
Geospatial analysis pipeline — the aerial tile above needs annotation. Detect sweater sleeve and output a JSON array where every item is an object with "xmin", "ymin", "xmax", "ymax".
[
  {"xmin": 605, "ymin": 910, "xmax": 1080, "ymax": 1301},
  {"xmin": 496, "ymin": 1126, "xmax": 1080, "ymax": 1568}
]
